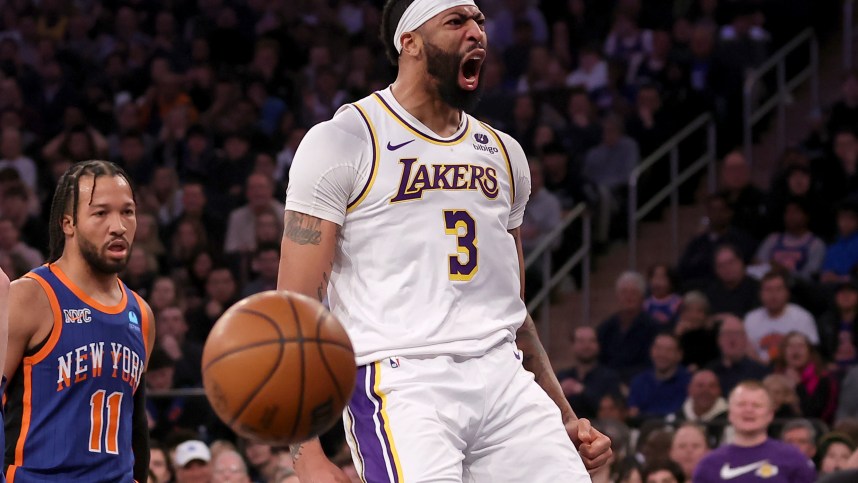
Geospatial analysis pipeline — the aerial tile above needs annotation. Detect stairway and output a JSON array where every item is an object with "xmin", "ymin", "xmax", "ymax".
[{"xmin": 545, "ymin": 24, "xmax": 853, "ymax": 370}]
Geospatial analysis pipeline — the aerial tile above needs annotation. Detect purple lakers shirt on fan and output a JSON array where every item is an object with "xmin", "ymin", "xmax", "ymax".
[{"xmin": 693, "ymin": 439, "xmax": 816, "ymax": 482}]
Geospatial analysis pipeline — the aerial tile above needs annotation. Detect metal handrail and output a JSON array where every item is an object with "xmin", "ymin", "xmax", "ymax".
[
  {"xmin": 846, "ymin": 0, "xmax": 855, "ymax": 70},
  {"xmin": 743, "ymin": 28, "xmax": 819, "ymax": 166},
  {"xmin": 524, "ymin": 202, "xmax": 591, "ymax": 341},
  {"xmin": 627, "ymin": 113, "xmax": 717, "ymax": 269}
]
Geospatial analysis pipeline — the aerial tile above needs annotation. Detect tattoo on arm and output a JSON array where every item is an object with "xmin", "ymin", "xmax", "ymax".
[{"xmin": 284, "ymin": 211, "xmax": 322, "ymax": 245}]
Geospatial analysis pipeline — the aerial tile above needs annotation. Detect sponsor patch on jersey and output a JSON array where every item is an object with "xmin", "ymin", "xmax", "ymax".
[
  {"xmin": 63, "ymin": 308, "xmax": 92, "ymax": 324},
  {"xmin": 472, "ymin": 135, "xmax": 499, "ymax": 155},
  {"xmin": 128, "ymin": 310, "xmax": 140, "ymax": 331}
]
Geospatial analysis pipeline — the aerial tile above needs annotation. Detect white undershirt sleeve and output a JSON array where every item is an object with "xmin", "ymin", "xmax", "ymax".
[
  {"xmin": 498, "ymin": 131, "xmax": 531, "ymax": 230},
  {"xmin": 284, "ymin": 106, "xmax": 371, "ymax": 226}
]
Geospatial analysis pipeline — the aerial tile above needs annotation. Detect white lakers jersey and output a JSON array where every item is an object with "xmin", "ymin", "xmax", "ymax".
[{"xmin": 286, "ymin": 87, "xmax": 531, "ymax": 365}]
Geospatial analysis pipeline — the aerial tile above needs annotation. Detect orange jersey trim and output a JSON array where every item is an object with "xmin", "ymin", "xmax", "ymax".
[
  {"xmin": 130, "ymin": 291, "xmax": 150, "ymax": 359},
  {"xmin": 23, "ymin": 273, "xmax": 64, "ymax": 365},
  {"xmin": 14, "ymin": 273, "xmax": 65, "ymax": 469},
  {"xmin": 49, "ymin": 264, "xmax": 127, "ymax": 314}
]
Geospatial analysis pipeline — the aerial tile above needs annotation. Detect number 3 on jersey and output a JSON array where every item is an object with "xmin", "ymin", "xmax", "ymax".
[
  {"xmin": 444, "ymin": 210, "xmax": 478, "ymax": 281},
  {"xmin": 89, "ymin": 390, "xmax": 123, "ymax": 454}
]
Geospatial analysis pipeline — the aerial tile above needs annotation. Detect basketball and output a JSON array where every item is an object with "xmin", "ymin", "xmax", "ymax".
[{"xmin": 202, "ymin": 290, "xmax": 356, "ymax": 445}]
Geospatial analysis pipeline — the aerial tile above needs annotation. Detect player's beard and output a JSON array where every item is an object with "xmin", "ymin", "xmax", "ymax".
[
  {"xmin": 78, "ymin": 236, "xmax": 131, "ymax": 275},
  {"xmin": 424, "ymin": 40, "xmax": 484, "ymax": 113}
]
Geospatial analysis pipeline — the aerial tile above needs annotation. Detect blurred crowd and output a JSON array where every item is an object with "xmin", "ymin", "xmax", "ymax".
[{"xmin": 0, "ymin": 0, "xmax": 846, "ymax": 482}]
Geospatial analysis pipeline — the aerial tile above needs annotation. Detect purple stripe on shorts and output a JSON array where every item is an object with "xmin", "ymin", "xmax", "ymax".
[
  {"xmin": 348, "ymin": 364, "xmax": 393, "ymax": 483},
  {"xmin": 368, "ymin": 363, "xmax": 400, "ymax": 483}
]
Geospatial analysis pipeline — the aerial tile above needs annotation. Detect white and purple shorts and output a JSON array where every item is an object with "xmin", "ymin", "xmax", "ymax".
[{"xmin": 343, "ymin": 340, "xmax": 590, "ymax": 482}]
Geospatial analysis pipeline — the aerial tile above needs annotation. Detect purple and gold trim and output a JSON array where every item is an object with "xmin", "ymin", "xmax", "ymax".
[
  {"xmin": 479, "ymin": 121, "xmax": 515, "ymax": 204},
  {"xmin": 347, "ymin": 103, "xmax": 380, "ymax": 213},
  {"xmin": 347, "ymin": 362, "xmax": 403, "ymax": 482},
  {"xmin": 373, "ymin": 92, "xmax": 470, "ymax": 145}
]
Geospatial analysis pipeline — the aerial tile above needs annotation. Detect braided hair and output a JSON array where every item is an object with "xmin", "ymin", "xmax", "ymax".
[{"xmin": 47, "ymin": 160, "xmax": 135, "ymax": 263}]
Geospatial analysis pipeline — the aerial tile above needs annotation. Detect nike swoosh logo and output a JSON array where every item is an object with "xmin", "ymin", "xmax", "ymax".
[
  {"xmin": 720, "ymin": 461, "xmax": 770, "ymax": 479},
  {"xmin": 387, "ymin": 140, "xmax": 415, "ymax": 151}
]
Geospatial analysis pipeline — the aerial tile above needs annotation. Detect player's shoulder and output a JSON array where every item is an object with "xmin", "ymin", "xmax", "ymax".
[
  {"xmin": 304, "ymin": 95, "xmax": 376, "ymax": 147},
  {"xmin": 9, "ymin": 275, "xmax": 52, "ymax": 326}
]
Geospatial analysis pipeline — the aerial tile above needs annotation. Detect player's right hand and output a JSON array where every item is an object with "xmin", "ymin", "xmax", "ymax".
[{"xmin": 294, "ymin": 457, "xmax": 351, "ymax": 483}]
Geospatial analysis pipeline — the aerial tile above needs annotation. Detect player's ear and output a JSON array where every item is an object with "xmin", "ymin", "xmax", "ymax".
[
  {"xmin": 61, "ymin": 214, "xmax": 75, "ymax": 236},
  {"xmin": 400, "ymin": 31, "xmax": 422, "ymax": 60}
]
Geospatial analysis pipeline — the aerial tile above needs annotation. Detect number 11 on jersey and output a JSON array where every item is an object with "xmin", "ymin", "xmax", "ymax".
[
  {"xmin": 444, "ymin": 210, "xmax": 478, "ymax": 281},
  {"xmin": 89, "ymin": 390, "xmax": 123, "ymax": 454}
]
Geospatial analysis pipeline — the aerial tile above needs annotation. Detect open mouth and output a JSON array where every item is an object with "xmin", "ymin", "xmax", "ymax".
[
  {"xmin": 107, "ymin": 239, "xmax": 128, "ymax": 256},
  {"xmin": 459, "ymin": 49, "xmax": 485, "ymax": 90}
]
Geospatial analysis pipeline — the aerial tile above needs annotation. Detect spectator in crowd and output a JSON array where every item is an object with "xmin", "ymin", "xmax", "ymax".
[
  {"xmin": 769, "ymin": 163, "xmax": 835, "ymax": 241},
  {"xmin": 706, "ymin": 314, "xmax": 770, "ymax": 395},
  {"xmin": 146, "ymin": 350, "xmax": 212, "ymax": 442},
  {"xmin": 643, "ymin": 263, "xmax": 682, "ymax": 327},
  {"xmin": 212, "ymin": 449, "xmax": 251, "ymax": 483},
  {"xmin": 641, "ymin": 459, "xmax": 685, "ymax": 483},
  {"xmin": 817, "ymin": 280, "xmax": 858, "ymax": 367},
  {"xmin": 562, "ymin": 88, "xmax": 602, "ymax": 163},
  {"xmin": 668, "ymin": 370, "xmax": 728, "ymax": 430},
  {"xmin": 540, "ymin": 142, "xmax": 587, "ymax": 210},
  {"xmin": 241, "ymin": 439, "xmax": 280, "ymax": 483},
  {"xmin": 680, "ymin": 193, "xmax": 757, "ymax": 287},
  {"xmin": 674, "ymin": 291, "xmax": 719, "ymax": 370},
  {"xmin": 828, "ymin": 71, "xmax": 858, "ymax": 136},
  {"xmin": 668, "ymin": 423, "xmax": 711, "ymax": 482},
  {"xmin": 818, "ymin": 433, "xmax": 857, "ymax": 476},
  {"xmin": 598, "ymin": 271, "xmax": 659, "ymax": 381},
  {"xmin": 174, "ymin": 440, "xmax": 213, "ymax": 483},
  {"xmin": 626, "ymin": 84, "xmax": 673, "ymax": 160},
  {"xmin": 583, "ymin": 114, "xmax": 640, "ymax": 243},
  {"xmin": 0, "ymin": 216, "xmax": 41, "ymax": 269},
  {"xmin": 520, "ymin": 159, "xmax": 562, "ymax": 255},
  {"xmin": 149, "ymin": 275, "xmax": 184, "ymax": 314},
  {"xmin": 763, "ymin": 373, "xmax": 802, "ymax": 420},
  {"xmin": 720, "ymin": 152, "xmax": 768, "ymax": 243},
  {"xmin": 224, "ymin": 172, "xmax": 284, "ymax": 255},
  {"xmin": 774, "ymin": 332, "xmax": 839, "ymax": 423},
  {"xmin": 565, "ymin": 45, "xmax": 609, "ymax": 94},
  {"xmin": 0, "ymin": 127, "xmax": 37, "ymax": 191},
  {"xmin": 693, "ymin": 381, "xmax": 816, "ymax": 482},
  {"xmin": 604, "ymin": 11, "xmax": 653, "ymax": 66},
  {"xmin": 187, "ymin": 266, "xmax": 239, "ymax": 343},
  {"xmin": 754, "ymin": 198, "xmax": 826, "ymax": 280},
  {"xmin": 744, "ymin": 271, "xmax": 819, "ymax": 363},
  {"xmin": 837, "ymin": 365, "xmax": 858, "ymax": 421},
  {"xmin": 150, "ymin": 442, "xmax": 173, "ymax": 483},
  {"xmin": 556, "ymin": 326, "xmax": 622, "ymax": 420},
  {"xmin": 156, "ymin": 305, "xmax": 203, "ymax": 388},
  {"xmin": 781, "ymin": 418, "xmax": 818, "ymax": 460},
  {"xmin": 628, "ymin": 333, "xmax": 691, "ymax": 418},
  {"xmin": 242, "ymin": 243, "xmax": 281, "ymax": 298},
  {"xmin": 0, "ymin": 181, "xmax": 48, "ymax": 253},
  {"xmin": 826, "ymin": 130, "xmax": 858, "ymax": 202},
  {"xmin": 166, "ymin": 179, "xmax": 226, "ymax": 252},
  {"xmin": 704, "ymin": 244, "xmax": 760, "ymax": 317},
  {"xmin": 821, "ymin": 200, "xmax": 858, "ymax": 284}
]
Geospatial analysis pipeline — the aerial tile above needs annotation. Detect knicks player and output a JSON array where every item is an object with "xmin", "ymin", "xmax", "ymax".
[
  {"xmin": 4, "ymin": 161, "xmax": 155, "ymax": 482},
  {"xmin": 278, "ymin": 1, "xmax": 611, "ymax": 481}
]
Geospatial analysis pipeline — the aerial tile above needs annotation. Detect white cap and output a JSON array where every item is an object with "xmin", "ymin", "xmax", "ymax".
[{"xmin": 174, "ymin": 440, "xmax": 211, "ymax": 467}]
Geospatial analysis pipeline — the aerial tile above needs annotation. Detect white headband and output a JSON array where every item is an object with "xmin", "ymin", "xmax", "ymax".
[{"xmin": 394, "ymin": 0, "xmax": 478, "ymax": 53}]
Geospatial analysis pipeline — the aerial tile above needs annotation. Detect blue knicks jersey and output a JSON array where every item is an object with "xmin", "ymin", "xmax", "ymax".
[{"xmin": 4, "ymin": 265, "xmax": 149, "ymax": 482}]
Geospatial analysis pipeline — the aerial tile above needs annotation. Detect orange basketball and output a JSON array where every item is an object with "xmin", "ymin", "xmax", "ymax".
[{"xmin": 202, "ymin": 290, "xmax": 356, "ymax": 445}]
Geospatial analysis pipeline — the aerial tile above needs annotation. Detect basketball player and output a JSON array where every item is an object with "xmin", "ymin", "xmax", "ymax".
[
  {"xmin": 278, "ymin": 1, "xmax": 611, "ymax": 481},
  {"xmin": 4, "ymin": 161, "xmax": 155, "ymax": 482},
  {"xmin": 693, "ymin": 381, "xmax": 816, "ymax": 482}
]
